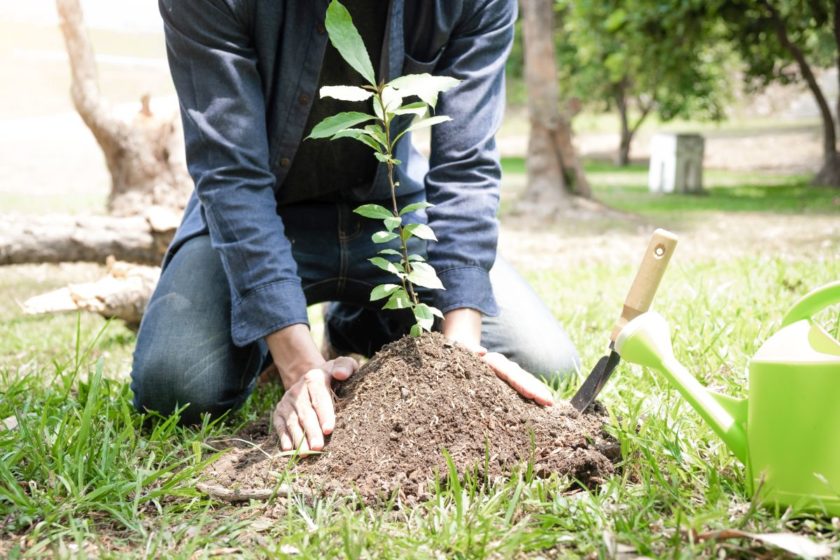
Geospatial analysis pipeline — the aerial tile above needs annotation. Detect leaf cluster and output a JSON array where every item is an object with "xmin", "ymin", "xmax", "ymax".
[
  {"xmin": 555, "ymin": 0, "xmax": 732, "ymax": 122},
  {"xmin": 713, "ymin": 0, "xmax": 837, "ymax": 91}
]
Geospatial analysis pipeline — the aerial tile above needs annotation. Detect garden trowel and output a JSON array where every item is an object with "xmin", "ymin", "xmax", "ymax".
[{"xmin": 569, "ymin": 228, "xmax": 678, "ymax": 412}]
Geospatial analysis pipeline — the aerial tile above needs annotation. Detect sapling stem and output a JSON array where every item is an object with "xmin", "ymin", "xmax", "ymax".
[{"xmin": 381, "ymin": 102, "xmax": 419, "ymax": 307}]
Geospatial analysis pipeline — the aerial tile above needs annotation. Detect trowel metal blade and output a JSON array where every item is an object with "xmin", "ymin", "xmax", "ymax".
[{"xmin": 570, "ymin": 349, "xmax": 621, "ymax": 412}]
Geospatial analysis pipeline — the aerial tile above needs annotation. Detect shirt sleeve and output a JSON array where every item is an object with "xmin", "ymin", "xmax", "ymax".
[
  {"xmin": 424, "ymin": 0, "xmax": 516, "ymax": 317},
  {"xmin": 160, "ymin": 0, "xmax": 309, "ymax": 346}
]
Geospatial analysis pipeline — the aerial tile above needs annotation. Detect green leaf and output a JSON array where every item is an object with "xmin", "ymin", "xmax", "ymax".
[
  {"xmin": 393, "ymin": 116, "xmax": 452, "ymax": 145},
  {"xmin": 388, "ymin": 74, "xmax": 460, "ymax": 108},
  {"xmin": 369, "ymin": 257, "xmax": 403, "ymax": 275},
  {"xmin": 399, "ymin": 201, "xmax": 433, "ymax": 216},
  {"xmin": 325, "ymin": 0, "xmax": 376, "ymax": 86},
  {"xmin": 410, "ymin": 324, "xmax": 422, "ymax": 337},
  {"xmin": 405, "ymin": 115, "xmax": 451, "ymax": 134},
  {"xmin": 378, "ymin": 248, "xmax": 401, "ymax": 256},
  {"xmin": 370, "ymin": 283, "xmax": 400, "ymax": 301},
  {"xmin": 364, "ymin": 124, "xmax": 387, "ymax": 143},
  {"xmin": 412, "ymin": 303, "xmax": 435, "ymax": 331},
  {"xmin": 408, "ymin": 253, "xmax": 425, "ymax": 262},
  {"xmin": 354, "ymin": 204, "xmax": 393, "ymax": 220},
  {"xmin": 384, "ymin": 288, "xmax": 412, "ymax": 310},
  {"xmin": 604, "ymin": 8, "xmax": 627, "ymax": 32},
  {"xmin": 393, "ymin": 101, "xmax": 429, "ymax": 117},
  {"xmin": 373, "ymin": 95, "xmax": 385, "ymax": 121},
  {"xmin": 381, "ymin": 86, "xmax": 403, "ymax": 115},
  {"xmin": 319, "ymin": 85, "xmax": 373, "ymax": 102},
  {"xmin": 384, "ymin": 215, "xmax": 402, "ymax": 231},
  {"xmin": 373, "ymin": 153, "xmax": 402, "ymax": 166},
  {"xmin": 407, "ymin": 262, "xmax": 444, "ymax": 290},
  {"xmin": 332, "ymin": 128, "xmax": 382, "ymax": 151},
  {"xmin": 402, "ymin": 223, "xmax": 437, "ymax": 242},
  {"xmin": 372, "ymin": 231, "xmax": 398, "ymax": 243},
  {"xmin": 307, "ymin": 111, "xmax": 375, "ymax": 139}
]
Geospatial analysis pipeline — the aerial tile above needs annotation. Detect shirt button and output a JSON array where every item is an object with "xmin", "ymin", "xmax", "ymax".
[
  {"xmin": 299, "ymin": 93, "xmax": 310, "ymax": 105},
  {"xmin": 279, "ymin": 157, "xmax": 291, "ymax": 167}
]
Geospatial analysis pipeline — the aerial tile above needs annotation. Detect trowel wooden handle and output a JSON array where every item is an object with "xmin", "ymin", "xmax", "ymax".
[{"xmin": 610, "ymin": 228, "xmax": 678, "ymax": 342}]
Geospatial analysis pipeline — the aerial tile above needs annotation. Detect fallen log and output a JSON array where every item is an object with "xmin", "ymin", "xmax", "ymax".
[
  {"xmin": 21, "ymin": 258, "xmax": 160, "ymax": 329},
  {"xmin": 0, "ymin": 207, "xmax": 178, "ymax": 266}
]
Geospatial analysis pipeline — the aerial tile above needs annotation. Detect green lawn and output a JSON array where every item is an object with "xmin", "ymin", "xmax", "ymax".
[
  {"xmin": 1, "ymin": 165, "xmax": 839, "ymax": 557},
  {"xmin": 502, "ymin": 157, "xmax": 840, "ymax": 215}
]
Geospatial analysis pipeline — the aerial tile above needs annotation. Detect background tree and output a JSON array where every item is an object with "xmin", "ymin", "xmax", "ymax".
[
  {"xmin": 57, "ymin": 0, "xmax": 191, "ymax": 215},
  {"xmin": 519, "ymin": 0, "xmax": 592, "ymax": 215},
  {"xmin": 558, "ymin": 0, "xmax": 730, "ymax": 166},
  {"xmin": 715, "ymin": 0, "xmax": 840, "ymax": 187},
  {"xmin": 1, "ymin": 0, "xmax": 191, "ymax": 267}
]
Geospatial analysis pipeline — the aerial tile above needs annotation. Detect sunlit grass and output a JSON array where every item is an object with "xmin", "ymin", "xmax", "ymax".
[
  {"xmin": 501, "ymin": 156, "xmax": 840, "ymax": 216},
  {"xmin": 2, "ymin": 258, "xmax": 839, "ymax": 557},
  {"xmin": 1, "ymin": 163, "xmax": 839, "ymax": 556}
]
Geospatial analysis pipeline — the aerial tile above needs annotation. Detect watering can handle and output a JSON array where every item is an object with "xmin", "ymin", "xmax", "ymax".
[
  {"xmin": 611, "ymin": 229, "xmax": 679, "ymax": 341},
  {"xmin": 781, "ymin": 280, "xmax": 840, "ymax": 326}
]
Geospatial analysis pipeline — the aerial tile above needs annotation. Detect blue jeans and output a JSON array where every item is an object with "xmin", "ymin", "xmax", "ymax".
[{"xmin": 131, "ymin": 197, "xmax": 580, "ymax": 424}]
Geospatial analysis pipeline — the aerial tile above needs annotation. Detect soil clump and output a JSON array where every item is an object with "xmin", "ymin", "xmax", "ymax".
[{"xmin": 203, "ymin": 333, "xmax": 618, "ymax": 503}]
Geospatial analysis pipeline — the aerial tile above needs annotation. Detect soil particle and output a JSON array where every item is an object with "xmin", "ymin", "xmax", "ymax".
[{"xmin": 203, "ymin": 333, "xmax": 617, "ymax": 503}]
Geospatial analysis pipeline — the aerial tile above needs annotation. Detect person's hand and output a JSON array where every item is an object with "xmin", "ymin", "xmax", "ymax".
[
  {"xmin": 271, "ymin": 356, "xmax": 358, "ymax": 452},
  {"xmin": 442, "ymin": 308, "xmax": 554, "ymax": 407},
  {"xmin": 480, "ymin": 352, "xmax": 554, "ymax": 407}
]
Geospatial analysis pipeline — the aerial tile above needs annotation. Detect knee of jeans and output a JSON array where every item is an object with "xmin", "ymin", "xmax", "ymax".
[
  {"xmin": 504, "ymin": 333, "xmax": 580, "ymax": 386},
  {"xmin": 130, "ymin": 352, "xmax": 248, "ymax": 426}
]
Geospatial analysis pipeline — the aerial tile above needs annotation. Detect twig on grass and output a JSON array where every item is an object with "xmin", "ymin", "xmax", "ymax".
[
  {"xmin": 195, "ymin": 481, "xmax": 300, "ymax": 503},
  {"xmin": 205, "ymin": 437, "xmax": 323, "ymax": 459},
  {"xmin": 691, "ymin": 528, "xmax": 831, "ymax": 558}
]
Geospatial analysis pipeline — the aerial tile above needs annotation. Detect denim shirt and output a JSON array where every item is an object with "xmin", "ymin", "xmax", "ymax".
[{"xmin": 159, "ymin": 0, "xmax": 514, "ymax": 347}]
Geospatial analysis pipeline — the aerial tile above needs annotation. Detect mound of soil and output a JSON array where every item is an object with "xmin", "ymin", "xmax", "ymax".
[{"xmin": 203, "ymin": 333, "xmax": 618, "ymax": 503}]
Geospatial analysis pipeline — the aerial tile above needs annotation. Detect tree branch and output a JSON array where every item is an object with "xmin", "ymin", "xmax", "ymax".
[
  {"xmin": 759, "ymin": 0, "xmax": 837, "ymax": 159},
  {"xmin": 56, "ymin": 0, "xmax": 129, "ymax": 156},
  {"xmin": 834, "ymin": 0, "xmax": 840, "ymax": 127},
  {"xmin": 630, "ymin": 96, "xmax": 654, "ymax": 137}
]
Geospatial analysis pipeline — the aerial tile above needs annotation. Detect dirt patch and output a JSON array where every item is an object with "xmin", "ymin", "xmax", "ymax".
[{"xmin": 203, "ymin": 333, "xmax": 618, "ymax": 504}]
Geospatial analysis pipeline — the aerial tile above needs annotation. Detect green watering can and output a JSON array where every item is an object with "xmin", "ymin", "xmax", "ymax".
[{"xmin": 615, "ymin": 280, "xmax": 840, "ymax": 514}]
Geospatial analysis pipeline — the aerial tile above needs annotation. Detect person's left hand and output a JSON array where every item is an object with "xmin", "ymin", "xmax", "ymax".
[
  {"xmin": 442, "ymin": 308, "xmax": 554, "ymax": 407},
  {"xmin": 480, "ymin": 351, "xmax": 554, "ymax": 407}
]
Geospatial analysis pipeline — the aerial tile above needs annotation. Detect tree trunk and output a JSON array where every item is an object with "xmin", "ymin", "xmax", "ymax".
[
  {"xmin": 615, "ymin": 84, "xmax": 631, "ymax": 167},
  {"xmin": 56, "ymin": 0, "xmax": 192, "ymax": 214},
  {"xmin": 761, "ymin": 0, "xmax": 840, "ymax": 187},
  {"xmin": 614, "ymin": 82, "xmax": 653, "ymax": 167},
  {"xmin": 0, "ymin": 209, "xmax": 178, "ymax": 266},
  {"xmin": 519, "ymin": 0, "xmax": 591, "ymax": 213},
  {"xmin": 834, "ymin": 0, "xmax": 840, "ymax": 132}
]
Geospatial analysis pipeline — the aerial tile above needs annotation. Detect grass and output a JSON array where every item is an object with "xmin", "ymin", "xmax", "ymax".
[
  {"xmin": 2, "ymin": 165, "xmax": 840, "ymax": 557},
  {"xmin": 502, "ymin": 157, "xmax": 840, "ymax": 216}
]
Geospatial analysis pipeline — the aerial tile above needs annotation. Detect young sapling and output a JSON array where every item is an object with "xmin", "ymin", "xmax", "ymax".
[{"xmin": 307, "ymin": 0, "xmax": 460, "ymax": 336}]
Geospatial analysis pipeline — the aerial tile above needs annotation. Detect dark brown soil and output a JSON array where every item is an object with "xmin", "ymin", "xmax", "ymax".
[{"xmin": 203, "ymin": 333, "xmax": 618, "ymax": 503}]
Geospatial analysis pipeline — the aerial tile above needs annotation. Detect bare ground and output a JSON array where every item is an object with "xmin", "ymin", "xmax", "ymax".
[{"xmin": 498, "ymin": 212, "xmax": 840, "ymax": 273}]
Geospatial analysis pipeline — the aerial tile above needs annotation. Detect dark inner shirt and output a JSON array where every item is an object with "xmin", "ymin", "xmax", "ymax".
[{"xmin": 279, "ymin": 0, "xmax": 389, "ymax": 206}]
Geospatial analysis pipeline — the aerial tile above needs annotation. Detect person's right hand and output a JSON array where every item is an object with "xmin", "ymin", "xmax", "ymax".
[{"xmin": 271, "ymin": 356, "xmax": 358, "ymax": 453}]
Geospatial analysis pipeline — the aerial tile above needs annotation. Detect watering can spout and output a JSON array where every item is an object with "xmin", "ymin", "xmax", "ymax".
[{"xmin": 615, "ymin": 312, "xmax": 749, "ymax": 463}]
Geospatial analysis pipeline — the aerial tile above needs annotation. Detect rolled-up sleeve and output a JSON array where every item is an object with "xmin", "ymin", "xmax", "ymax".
[
  {"xmin": 160, "ymin": 0, "xmax": 308, "ymax": 346},
  {"xmin": 425, "ymin": 0, "xmax": 516, "ymax": 317}
]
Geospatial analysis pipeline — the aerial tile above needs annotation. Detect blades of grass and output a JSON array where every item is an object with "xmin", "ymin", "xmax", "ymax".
[
  {"xmin": 73, "ymin": 360, "xmax": 103, "ymax": 490},
  {"xmin": 504, "ymin": 478, "xmax": 524, "ymax": 525},
  {"xmin": 441, "ymin": 449, "xmax": 463, "ymax": 527}
]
